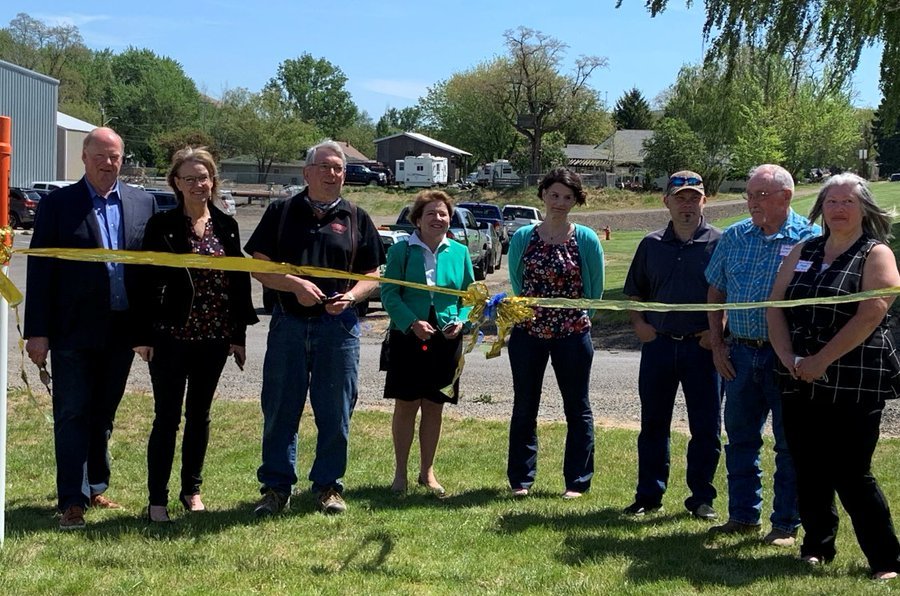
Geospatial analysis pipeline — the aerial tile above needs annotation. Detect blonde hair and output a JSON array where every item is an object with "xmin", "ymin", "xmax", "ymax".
[{"xmin": 167, "ymin": 146, "xmax": 220, "ymax": 204}]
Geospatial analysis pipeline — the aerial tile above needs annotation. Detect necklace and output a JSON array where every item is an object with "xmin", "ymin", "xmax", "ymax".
[{"xmin": 541, "ymin": 222, "xmax": 571, "ymax": 244}]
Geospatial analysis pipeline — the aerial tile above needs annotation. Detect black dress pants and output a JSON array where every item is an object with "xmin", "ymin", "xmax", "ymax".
[
  {"xmin": 147, "ymin": 337, "xmax": 229, "ymax": 506},
  {"xmin": 783, "ymin": 395, "xmax": 900, "ymax": 573}
]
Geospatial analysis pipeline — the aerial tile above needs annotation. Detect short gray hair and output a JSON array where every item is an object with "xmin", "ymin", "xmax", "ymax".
[
  {"xmin": 809, "ymin": 173, "xmax": 894, "ymax": 242},
  {"xmin": 305, "ymin": 140, "xmax": 346, "ymax": 166},
  {"xmin": 748, "ymin": 164, "xmax": 795, "ymax": 193}
]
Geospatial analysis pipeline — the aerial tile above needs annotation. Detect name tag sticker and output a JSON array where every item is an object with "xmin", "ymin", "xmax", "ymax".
[
  {"xmin": 779, "ymin": 245, "xmax": 793, "ymax": 257},
  {"xmin": 794, "ymin": 260, "xmax": 813, "ymax": 272}
]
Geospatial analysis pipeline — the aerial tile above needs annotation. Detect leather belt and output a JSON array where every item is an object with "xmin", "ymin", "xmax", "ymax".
[
  {"xmin": 731, "ymin": 336, "xmax": 770, "ymax": 349},
  {"xmin": 657, "ymin": 331, "xmax": 704, "ymax": 341}
]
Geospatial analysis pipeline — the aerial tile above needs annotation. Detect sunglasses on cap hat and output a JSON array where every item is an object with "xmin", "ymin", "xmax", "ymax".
[{"xmin": 669, "ymin": 176, "xmax": 702, "ymax": 188}]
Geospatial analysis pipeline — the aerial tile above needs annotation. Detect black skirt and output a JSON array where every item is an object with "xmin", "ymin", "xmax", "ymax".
[{"xmin": 383, "ymin": 313, "xmax": 462, "ymax": 404}]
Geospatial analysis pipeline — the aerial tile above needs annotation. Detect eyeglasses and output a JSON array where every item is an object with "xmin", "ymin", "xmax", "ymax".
[
  {"xmin": 744, "ymin": 189, "xmax": 787, "ymax": 202},
  {"xmin": 668, "ymin": 176, "xmax": 702, "ymax": 188},
  {"xmin": 179, "ymin": 175, "xmax": 211, "ymax": 185},
  {"xmin": 309, "ymin": 163, "xmax": 344, "ymax": 175}
]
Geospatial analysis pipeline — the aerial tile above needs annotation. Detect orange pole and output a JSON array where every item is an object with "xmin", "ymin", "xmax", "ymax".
[
  {"xmin": 0, "ymin": 114, "xmax": 8, "ymax": 547},
  {"xmin": 0, "ymin": 116, "xmax": 9, "ymax": 238}
]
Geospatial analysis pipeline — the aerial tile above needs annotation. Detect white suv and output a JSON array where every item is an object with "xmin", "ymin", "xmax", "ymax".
[{"xmin": 31, "ymin": 180, "xmax": 75, "ymax": 191}]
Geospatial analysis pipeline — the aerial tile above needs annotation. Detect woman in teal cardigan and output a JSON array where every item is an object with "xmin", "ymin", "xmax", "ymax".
[
  {"xmin": 381, "ymin": 190, "xmax": 475, "ymax": 496},
  {"xmin": 506, "ymin": 168, "xmax": 604, "ymax": 499}
]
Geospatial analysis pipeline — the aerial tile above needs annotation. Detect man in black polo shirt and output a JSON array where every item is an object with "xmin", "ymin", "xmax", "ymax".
[
  {"xmin": 622, "ymin": 170, "xmax": 722, "ymax": 520},
  {"xmin": 245, "ymin": 140, "xmax": 385, "ymax": 516}
]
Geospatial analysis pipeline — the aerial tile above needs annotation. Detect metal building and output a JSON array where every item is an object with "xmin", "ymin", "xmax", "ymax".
[{"xmin": 0, "ymin": 59, "xmax": 58, "ymax": 187}]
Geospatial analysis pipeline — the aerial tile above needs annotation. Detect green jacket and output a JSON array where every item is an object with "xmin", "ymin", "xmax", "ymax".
[
  {"xmin": 381, "ymin": 238, "xmax": 475, "ymax": 332},
  {"xmin": 508, "ymin": 223, "xmax": 605, "ymax": 314}
]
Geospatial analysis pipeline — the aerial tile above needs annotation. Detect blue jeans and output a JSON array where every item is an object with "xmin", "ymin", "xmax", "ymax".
[
  {"xmin": 50, "ymin": 343, "xmax": 134, "ymax": 511},
  {"xmin": 724, "ymin": 343, "xmax": 799, "ymax": 531},
  {"xmin": 635, "ymin": 335, "xmax": 721, "ymax": 511},
  {"xmin": 257, "ymin": 305, "xmax": 360, "ymax": 495},
  {"xmin": 507, "ymin": 327, "xmax": 595, "ymax": 493}
]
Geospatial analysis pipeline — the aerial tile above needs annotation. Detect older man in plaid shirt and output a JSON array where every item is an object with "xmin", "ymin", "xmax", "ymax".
[{"xmin": 705, "ymin": 164, "xmax": 820, "ymax": 546}]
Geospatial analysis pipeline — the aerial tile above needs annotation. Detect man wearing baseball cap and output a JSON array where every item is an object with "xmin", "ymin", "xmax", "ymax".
[{"xmin": 622, "ymin": 170, "xmax": 723, "ymax": 520}]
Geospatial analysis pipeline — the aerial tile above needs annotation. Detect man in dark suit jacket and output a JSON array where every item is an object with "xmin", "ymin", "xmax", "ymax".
[{"xmin": 24, "ymin": 127, "xmax": 156, "ymax": 530}]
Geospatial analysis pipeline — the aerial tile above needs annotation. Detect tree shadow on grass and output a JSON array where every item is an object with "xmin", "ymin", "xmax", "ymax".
[{"xmin": 494, "ymin": 507, "xmax": 811, "ymax": 589}]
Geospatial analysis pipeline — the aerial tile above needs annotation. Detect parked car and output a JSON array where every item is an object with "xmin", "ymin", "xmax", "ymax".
[
  {"xmin": 458, "ymin": 202, "xmax": 509, "ymax": 254},
  {"xmin": 387, "ymin": 205, "xmax": 492, "ymax": 280},
  {"xmin": 8, "ymin": 187, "xmax": 41, "ymax": 228},
  {"xmin": 357, "ymin": 229, "xmax": 412, "ymax": 316},
  {"xmin": 148, "ymin": 190, "xmax": 179, "ymax": 212},
  {"xmin": 30, "ymin": 180, "xmax": 74, "ymax": 191},
  {"xmin": 502, "ymin": 204, "xmax": 544, "ymax": 237},
  {"xmin": 344, "ymin": 163, "xmax": 386, "ymax": 186},
  {"xmin": 890, "ymin": 173, "xmax": 900, "ymax": 182},
  {"xmin": 367, "ymin": 164, "xmax": 395, "ymax": 185},
  {"xmin": 217, "ymin": 190, "xmax": 237, "ymax": 215}
]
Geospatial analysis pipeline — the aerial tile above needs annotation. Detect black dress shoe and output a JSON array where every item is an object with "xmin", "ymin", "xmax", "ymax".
[
  {"xmin": 690, "ymin": 503, "xmax": 718, "ymax": 520},
  {"xmin": 623, "ymin": 501, "xmax": 663, "ymax": 516}
]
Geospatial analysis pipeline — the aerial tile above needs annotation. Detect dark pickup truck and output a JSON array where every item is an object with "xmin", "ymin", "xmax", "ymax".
[{"xmin": 387, "ymin": 205, "xmax": 492, "ymax": 280}]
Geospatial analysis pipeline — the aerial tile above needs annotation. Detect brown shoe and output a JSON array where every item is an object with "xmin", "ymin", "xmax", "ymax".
[
  {"xmin": 90, "ymin": 493, "xmax": 123, "ymax": 509},
  {"xmin": 317, "ymin": 488, "xmax": 347, "ymax": 514},
  {"xmin": 763, "ymin": 528, "xmax": 797, "ymax": 547},
  {"xmin": 59, "ymin": 505, "xmax": 86, "ymax": 530}
]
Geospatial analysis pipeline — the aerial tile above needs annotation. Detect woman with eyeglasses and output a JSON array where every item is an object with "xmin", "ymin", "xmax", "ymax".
[
  {"xmin": 506, "ymin": 168, "xmax": 604, "ymax": 499},
  {"xmin": 767, "ymin": 173, "xmax": 900, "ymax": 579},
  {"xmin": 133, "ymin": 147, "xmax": 258, "ymax": 522}
]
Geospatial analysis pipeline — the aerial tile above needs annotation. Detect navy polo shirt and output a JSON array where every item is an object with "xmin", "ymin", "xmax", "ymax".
[
  {"xmin": 623, "ymin": 219, "xmax": 721, "ymax": 335},
  {"xmin": 245, "ymin": 191, "xmax": 385, "ymax": 317}
]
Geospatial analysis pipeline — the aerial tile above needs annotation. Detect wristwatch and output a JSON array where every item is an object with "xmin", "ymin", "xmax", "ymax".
[{"xmin": 344, "ymin": 291, "xmax": 356, "ymax": 305}]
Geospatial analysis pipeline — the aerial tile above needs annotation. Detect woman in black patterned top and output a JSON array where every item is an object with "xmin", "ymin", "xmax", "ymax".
[
  {"xmin": 767, "ymin": 173, "xmax": 900, "ymax": 579},
  {"xmin": 134, "ymin": 147, "xmax": 258, "ymax": 522},
  {"xmin": 506, "ymin": 169, "xmax": 604, "ymax": 499}
]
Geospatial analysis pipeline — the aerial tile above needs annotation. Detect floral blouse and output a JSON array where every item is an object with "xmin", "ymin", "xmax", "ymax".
[
  {"xmin": 163, "ymin": 218, "xmax": 232, "ymax": 341},
  {"xmin": 518, "ymin": 232, "xmax": 590, "ymax": 339}
]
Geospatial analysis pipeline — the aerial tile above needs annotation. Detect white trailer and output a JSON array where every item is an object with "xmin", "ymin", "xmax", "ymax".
[
  {"xmin": 475, "ymin": 160, "xmax": 522, "ymax": 188},
  {"xmin": 399, "ymin": 153, "xmax": 448, "ymax": 187}
]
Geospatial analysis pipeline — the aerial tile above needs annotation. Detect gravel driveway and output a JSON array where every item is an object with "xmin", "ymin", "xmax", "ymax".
[{"xmin": 8, "ymin": 197, "xmax": 900, "ymax": 437}]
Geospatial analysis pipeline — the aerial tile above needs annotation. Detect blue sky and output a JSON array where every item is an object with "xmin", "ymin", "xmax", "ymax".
[{"xmin": 5, "ymin": 1, "xmax": 884, "ymax": 119}]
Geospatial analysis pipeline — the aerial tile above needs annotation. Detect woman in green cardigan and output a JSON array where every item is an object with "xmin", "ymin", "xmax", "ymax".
[
  {"xmin": 381, "ymin": 190, "xmax": 475, "ymax": 497},
  {"xmin": 506, "ymin": 168, "xmax": 604, "ymax": 499}
]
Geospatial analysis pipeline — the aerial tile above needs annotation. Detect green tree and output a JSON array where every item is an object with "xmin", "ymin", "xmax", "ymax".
[
  {"xmin": 375, "ymin": 106, "xmax": 424, "ymax": 138},
  {"xmin": 419, "ymin": 60, "xmax": 520, "ymax": 164},
  {"xmin": 270, "ymin": 54, "xmax": 358, "ymax": 138},
  {"xmin": 103, "ymin": 48, "xmax": 202, "ymax": 164},
  {"xmin": 625, "ymin": 0, "xmax": 900, "ymax": 123},
  {"xmin": 0, "ymin": 13, "xmax": 95, "ymax": 113},
  {"xmin": 151, "ymin": 128, "xmax": 217, "ymax": 170},
  {"xmin": 642, "ymin": 117, "xmax": 706, "ymax": 179},
  {"xmin": 337, "ymin": 111, "xmax": 377, "ymax": 159},
  {"xmin": 216, "ymin": 87, "xmax": 320, "ymax": 182},
  {"xmin": 663, "ymin": 49, "xmax": 859, "ymax": 181},
  {"xmin": 491, "ymin": 27, "xmax": 607, "ymax": 175},
  {"xmin": 613, "ymin": 88, "xmax": 654, "ymax": 129},
  {"xmin": 729, "ymin": 102, "xmax": 785, "ymax": 176}
]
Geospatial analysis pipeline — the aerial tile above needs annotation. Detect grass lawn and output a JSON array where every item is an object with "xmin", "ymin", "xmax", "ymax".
[{"xmin": 2, "ymin": 391, "xmax": 898, "ymax": 594}]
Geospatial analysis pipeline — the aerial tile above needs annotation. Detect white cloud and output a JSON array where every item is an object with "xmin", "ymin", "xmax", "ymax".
[
  {"xmin": 32, "ymin": 12, "xmax": 112, "ymax": 28},
  {"xmin": 360, "ymin": 79, "xmax": 430, "ymax": 100}
]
